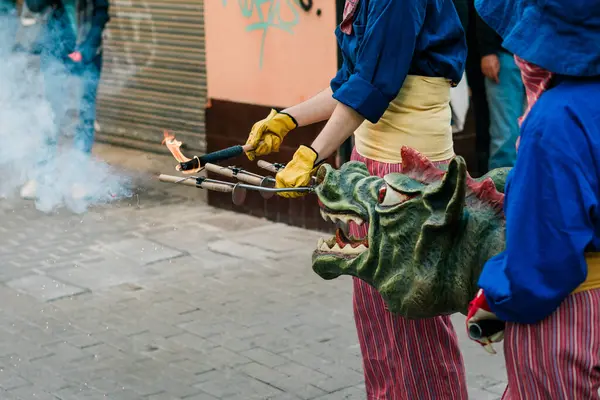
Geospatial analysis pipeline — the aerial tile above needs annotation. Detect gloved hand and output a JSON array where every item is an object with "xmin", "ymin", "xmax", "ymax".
[
  {"xmin": 466, "ymin": 289, "xmax": 505, "ymax": 354},
  {"xmin": 245, "ymin": 109, "xmax": 297, "ymax": 161},
  {"xmin": 275, "ymin": 145, "xmax": 320, "ymax": 199}
]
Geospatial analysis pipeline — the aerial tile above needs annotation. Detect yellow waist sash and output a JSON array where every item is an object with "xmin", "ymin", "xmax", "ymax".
[
  {"xmin": 573, "ymin": 253, "xmax": 600, "ymax": 293},
  {"xmin": 354, "ymin": 75, "xmax": 455, "ymax": 163}
]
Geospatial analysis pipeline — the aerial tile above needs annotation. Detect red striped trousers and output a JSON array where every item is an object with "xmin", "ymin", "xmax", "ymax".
[
  {"xmin": 349, "ymin": 149, "xmax": 468, "ymax": 400},
  {"xmin": 502, "ymin": 289, "xmax": 600, "ymax": 400}
]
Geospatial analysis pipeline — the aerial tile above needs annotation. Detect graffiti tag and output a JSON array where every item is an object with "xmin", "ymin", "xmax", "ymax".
[{"xmin": 222, "ymin": 0, "xmax": 302, "ymax": 68}]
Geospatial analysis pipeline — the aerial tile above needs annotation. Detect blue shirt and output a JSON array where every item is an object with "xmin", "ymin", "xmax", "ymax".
[
  {"xmin": 479, "ymin": 78, "xmax": 600, "ymax": 324},
  {"xmin": 330, "ymin": 0, "xmax": 467, "ymax": 123}
]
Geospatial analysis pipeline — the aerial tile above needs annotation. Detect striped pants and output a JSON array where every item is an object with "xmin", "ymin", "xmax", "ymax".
[
  {"xmin": 349, "ymin": 149, "xmax": 468, "ymax": 400},
  {"xmin": 502, "ymin": 289, "xmax": 600, "ymax": 399}
]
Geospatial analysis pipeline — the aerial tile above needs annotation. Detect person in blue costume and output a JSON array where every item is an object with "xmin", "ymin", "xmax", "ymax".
[
  {"xmin": 465, "ymin": 0, "xmax": 600, "ymax": 398},
  {"xmin": 20, "ymin": 0, "xmax": 109, "ymax": 201},
  {"xmin": 244, "ymin": 0, "xmax": 469, "ymax": 398}
]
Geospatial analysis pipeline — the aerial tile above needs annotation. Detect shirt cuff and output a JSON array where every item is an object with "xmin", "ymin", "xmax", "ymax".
[
  {"xmin": 332, "ymin": 73, "xmax": 390, "ymax": 123},
  {"xmin": 477, "ymin": 254, "xmax": 513, "ymax": 320}
]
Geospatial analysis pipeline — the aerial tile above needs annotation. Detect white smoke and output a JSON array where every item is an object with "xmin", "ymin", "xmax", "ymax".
[{"xmin": 0, "ymin": 12, "xmax": 133, "ymax": 214}]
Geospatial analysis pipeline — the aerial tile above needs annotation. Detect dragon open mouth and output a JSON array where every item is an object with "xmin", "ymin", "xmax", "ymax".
[{"xmin": 316, "ymin": 202, "xmax": 368, "ymax": 257}]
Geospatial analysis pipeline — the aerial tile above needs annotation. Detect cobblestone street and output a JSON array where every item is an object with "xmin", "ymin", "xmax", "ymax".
[{"xmin": 0, "ymin": 146, "xmax": 507, "ymax": 400}]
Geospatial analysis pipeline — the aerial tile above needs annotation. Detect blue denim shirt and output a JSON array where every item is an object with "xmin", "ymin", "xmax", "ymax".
[
  {"xmin": 330, "ymin": 0, "xmax": 467, "ymax": 123},
  {"xmin": 479, "ymin": 77, "xmax": 600, "ymax": 324}
]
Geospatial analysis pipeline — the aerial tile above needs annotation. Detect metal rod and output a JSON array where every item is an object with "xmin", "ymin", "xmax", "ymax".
[
  {"xmin": 235, "ymin": 183, "xmax": 314, "ymax": 194},
  {"xmin": 158, "ymin": 174, "xmax": 234, "ymax": 193},
  {"xmin": 230, "ymin": 168, "xmax": 266, "ymax": 180},
  {"xmin": 159, "ymin": 174, "xmax": 313, "ymax": 194},
  {"xmin": 161, "ymin": 172, "xmax": 315, "ymax": 197}
]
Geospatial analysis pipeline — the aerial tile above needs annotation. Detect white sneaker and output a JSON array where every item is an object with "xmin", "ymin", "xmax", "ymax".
[{"xmin": 20, "ymin": 180, "xmax": 37, "ymax": 200}]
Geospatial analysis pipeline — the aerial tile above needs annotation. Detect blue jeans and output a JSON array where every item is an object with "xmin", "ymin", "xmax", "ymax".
[
  {"xmin": 484, "ymin": 52, "xmax": 525, "ymax": 169},
  {"xmin": 40, "ymin": 52, "xmax": 103, "ymax": 158}
]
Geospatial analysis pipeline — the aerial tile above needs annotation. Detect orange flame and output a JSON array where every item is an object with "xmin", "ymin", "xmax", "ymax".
[{"xmin": 162, "ymin": 130, "xmax": 202, "ymax": 174}]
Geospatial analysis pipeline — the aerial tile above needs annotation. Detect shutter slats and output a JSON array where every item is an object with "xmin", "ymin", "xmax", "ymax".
[{"xmin": 97, "ymin": 0, "xmax": 205, "ymax": 151}]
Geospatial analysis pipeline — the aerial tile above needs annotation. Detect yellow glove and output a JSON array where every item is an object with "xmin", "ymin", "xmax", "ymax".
[
  {"xmin": 275, "ymin": 145, "xmax": 319, "ymax": 199},
  {"xmin": 245, "ymin": 109, "xmax": 297, "ymax": 161}
]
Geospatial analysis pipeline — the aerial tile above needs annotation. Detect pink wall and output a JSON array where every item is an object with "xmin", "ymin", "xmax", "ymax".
[{"xmin": 204, "ymin": 1, "xmax": 338, "ymax": 108}]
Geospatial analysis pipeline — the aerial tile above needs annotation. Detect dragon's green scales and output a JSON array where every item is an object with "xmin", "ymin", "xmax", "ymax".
[{"xmin": 312, "ymin": 146, "xmax": 510, "ymax": 319}]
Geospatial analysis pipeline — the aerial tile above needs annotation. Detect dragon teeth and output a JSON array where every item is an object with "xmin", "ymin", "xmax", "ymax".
[
  {"xmin": 319, "ymin": 238, "xmax": 332, "ymax": 251},
  {"xmin": 317, "ymin": 237, "xmax": 367, "ymax": 255},
  {"xmin": 320, "ymin": 209, "xmax": 328, "ymax": 222},
  {"xmin": 339, "ymin": 244, "xmax": 367, "ymax": 254},
  {"xmin": 319, "ymin": 210, "xmax": 365, "ymax": 226},
  {"xmin": 350, "ymin": 216, "xmax": 365, "ymax": 226},
  {"xmin": 330, "ymin": 243, "xmax": 342, "ymax": 252}
]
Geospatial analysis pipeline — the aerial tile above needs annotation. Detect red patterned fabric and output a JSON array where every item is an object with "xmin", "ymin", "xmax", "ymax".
[
  {"xmin": 340, "ymin": 0, "xmax": 359, "ymax": 34},
  {"xmin": 349, "ymin": 148, "xmax": 468, "ymax": 400},
  {"xmin": 502, "ymin": 289, "xmax": 600, "ymax": 399},
  {"xmin": 514, "ymin": 56, "xmax": 554, "ymax": 125}
]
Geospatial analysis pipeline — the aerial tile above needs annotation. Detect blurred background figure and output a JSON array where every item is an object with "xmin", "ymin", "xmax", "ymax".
[
  {"xmin": 12, "ymin": 0, "xmax": 45, "ymax": 54},
  {"xmin": 464, "ymin": 0, "xmax": 491, "ymax": 176},
  {"xmin": 475, "ymin": 12, "xmax": 525, "ymax": 169},
  {"xmin": 19, "ymin": 0, "xmax": 110, "ymax": 200},
  {"xmin": 0, "ymin": 0, "xmax": 18, "ymax": 50}
]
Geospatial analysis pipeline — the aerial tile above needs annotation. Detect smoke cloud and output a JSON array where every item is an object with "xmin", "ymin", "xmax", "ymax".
[{"xmin": 0, "ymin": 11, "xmax": 133, "ymax": 214}]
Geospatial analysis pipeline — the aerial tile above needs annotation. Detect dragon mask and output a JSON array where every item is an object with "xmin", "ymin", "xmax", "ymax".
[{"xmin": 312, "ymin": 147, "xmax": 509, "ymax": 319}]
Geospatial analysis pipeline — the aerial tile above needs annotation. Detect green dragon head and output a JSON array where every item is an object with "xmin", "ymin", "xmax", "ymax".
[{"xmin": 313, "ymin": 147, "xmax": 509, "ymax": 319}]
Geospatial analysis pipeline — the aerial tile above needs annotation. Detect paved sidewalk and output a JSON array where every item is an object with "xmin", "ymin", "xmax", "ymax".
[{"xmin": 0, "ymin": 146, "xmax": 507, "ymax": 400}]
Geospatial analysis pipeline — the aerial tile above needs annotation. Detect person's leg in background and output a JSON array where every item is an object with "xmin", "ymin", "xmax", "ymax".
[
  {"xmin": 484, "ymin": 52, "xmax": 525, "ymax": 169},
  {"xmin": 73, "ymin": 52, "xmax": 102, "ymax": 156},
  {"xmin": 20, "ymin": 52, "xmax": 71, "ymax": 199},
  {"xmin": 69, "ymin": 52, "xmax": 103, "ymax": 199}
]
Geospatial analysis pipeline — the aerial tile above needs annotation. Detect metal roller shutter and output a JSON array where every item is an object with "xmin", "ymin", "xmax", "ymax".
[{"xmin": 96, "ymin": 0, "xmax": 206, "ymax": 153}]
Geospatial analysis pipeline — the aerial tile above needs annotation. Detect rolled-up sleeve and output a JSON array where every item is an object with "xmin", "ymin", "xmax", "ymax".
[
  {"xmin": 332, "ymin": 0, "xmax": 427, "ymax": 123},
  {"xmin": 479, "ymin": 111, "xmax": 597, "ymax": 324}
]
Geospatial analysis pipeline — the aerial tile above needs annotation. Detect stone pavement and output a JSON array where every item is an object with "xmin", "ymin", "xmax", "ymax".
[{"xmin": 0, "ymin": 145, "xmax": 507, "ymax": 400}]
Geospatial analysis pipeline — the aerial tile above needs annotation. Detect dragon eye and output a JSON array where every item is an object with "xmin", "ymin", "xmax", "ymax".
[
  {"xmin": 378, "ymin": 185, "xmax": 387, "ymax": 204},
  {"xmin": 378, "ymin": 184, "xmax": 410, "ymax": 207}
]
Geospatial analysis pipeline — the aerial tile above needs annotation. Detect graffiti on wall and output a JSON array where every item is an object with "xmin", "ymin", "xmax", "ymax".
[{"xmin": 222, "ymin": 0, "xmax": 320, "ymax": 68}]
